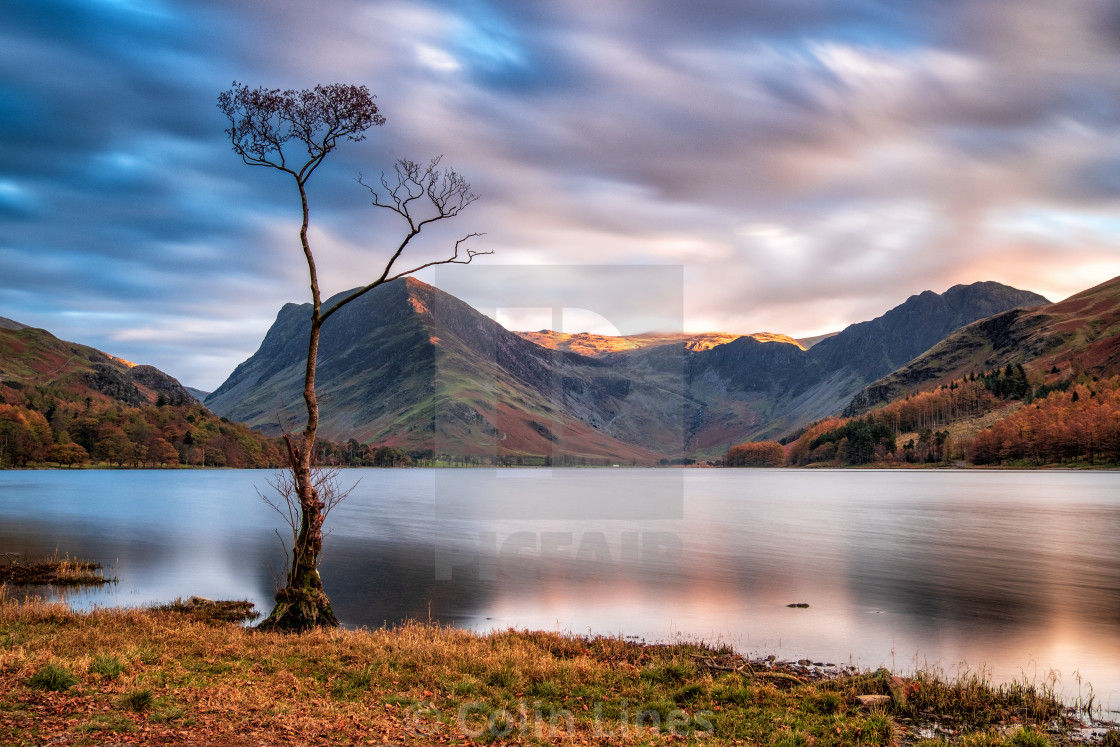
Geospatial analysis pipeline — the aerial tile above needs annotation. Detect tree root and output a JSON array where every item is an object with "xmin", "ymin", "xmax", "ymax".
[{"xmin": 256, "ymin": 586, "xmax": 338, "ymax": 632}]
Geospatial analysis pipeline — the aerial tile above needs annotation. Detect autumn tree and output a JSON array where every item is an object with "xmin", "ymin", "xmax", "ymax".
[
  {"xmin": 0, "ymin": 405, "xmax": 50, "ymax": 467},
  {"xmin": 218, "ymin": 82, "xmax": 485, "ymax": 631},
  {"xmin": 725, "ymin": 441, "xmax": 785, "ymax": 467},
  {"xmin": 48, "ymin": 441, "xmax": 88, "ymax": 468},
  {"xmin": 968, "ymin": 376, "xmax": 1120, "ymax": 466}
]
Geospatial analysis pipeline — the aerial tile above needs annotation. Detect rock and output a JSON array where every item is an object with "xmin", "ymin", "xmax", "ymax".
[
  {"xmin": 888, "ymin": 675, "xmax": 913, "ymax": 705},
  {"xmin": 857, "ymin": 695, "xmax": 891, "ymax": 708},
  {"xmin": 786, "ymin": 603, "xmax": 810, "ymax": 608},
  {"xmin": 797, "ymin": 659, "xmax": 813, "ymax": 666},
  {"xmin": 184, "ymin": 596, "xmax": 214, "ymax": 608}
]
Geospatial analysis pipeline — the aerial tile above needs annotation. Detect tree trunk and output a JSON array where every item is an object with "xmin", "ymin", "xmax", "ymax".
[{"xmin": 257, "ymin": 181, "xmax": 339, "ymax": 632}]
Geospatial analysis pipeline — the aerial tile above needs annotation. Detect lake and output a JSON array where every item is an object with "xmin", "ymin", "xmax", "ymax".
[{"xmin": 1, "ymin": 468, "xmax": 1118, "ymax": 713}]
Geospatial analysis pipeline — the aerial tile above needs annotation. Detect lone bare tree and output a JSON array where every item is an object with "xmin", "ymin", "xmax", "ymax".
[{"xmin": 218, "ymin": 82, "xmax": 485, "ymax": 631}]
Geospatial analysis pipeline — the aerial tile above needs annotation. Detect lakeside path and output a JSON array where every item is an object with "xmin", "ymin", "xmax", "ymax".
[{"xmin": 1, "ymin": 599, "xmax": 1117, "ymax": 746}]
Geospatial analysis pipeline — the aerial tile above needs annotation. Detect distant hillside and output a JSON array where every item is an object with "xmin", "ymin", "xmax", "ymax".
[
  {"xmin": 0, "ymin": 320, "xmax": 195, "ymax": 409},
  {"xmin": 774, "ymin": 365, "xmax": 1120, "ymax": 469},
  {"xmin": 515, "ymin": 331, "xmax": 802, "ymax": 357},
  {"xmin": 0, "ymin": 319, "xmax": 286, "ymax": 470},
  {"xmin": 185, "ymin": 386, "xmax": 211, "ymax": 402},
  {"xmin": 679, "ymin": 281, "xmax": 1049, "ymax": 451},
  {"xmin": 846, "ymin": 274, "xmax": 1119, "ymax": 414},
  {"xmin": 795, "ymin": 332, "xmax": 837, "ymax": 349},
  {"xmin": 807, "ymin": 281, "xmax": 1049, "ymax": 382},
  {"xmin": 208, "ymin": 278, "xmax": 1047, "ymax": 462}
]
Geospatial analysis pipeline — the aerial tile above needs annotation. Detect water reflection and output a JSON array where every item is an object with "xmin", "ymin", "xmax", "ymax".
[{"xmin": 0, "ymin": 468, "xmax": 1118, "ymax": 711}]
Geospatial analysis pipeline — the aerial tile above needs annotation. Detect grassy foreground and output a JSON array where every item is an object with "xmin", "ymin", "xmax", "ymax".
[{"xmin": 0, "ymin": 598, "xmax": 1115, "ymax": 746}]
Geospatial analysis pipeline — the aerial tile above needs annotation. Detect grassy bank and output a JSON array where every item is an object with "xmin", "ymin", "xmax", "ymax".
[{"xmin": 0, "ymin": 598, "xmax": 1115, "ymax": 746}]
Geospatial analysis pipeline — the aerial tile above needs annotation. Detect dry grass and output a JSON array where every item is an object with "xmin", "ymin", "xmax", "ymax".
[
  {"xmin": 0, "ymin": 551, "xmax": 114, "ymax": 588},
  {"xmin": 0, "ymin": 598, "xmax": 1110, "ymax": 746}
]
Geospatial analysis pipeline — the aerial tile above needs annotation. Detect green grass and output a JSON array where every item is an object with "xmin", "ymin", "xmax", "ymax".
[
  {"xmin": 896, "ymin": 668, "xmax": 1064, "ymax": 727},
  {"xmin": 88, "ymin": 654, "xmax": 124, "ymax": 679},
  {"xmin": 27, "ymin": 662, "xmax": 78, "ymax": 692},
  {"xmin": 330, "ymin": 666, "xmax": 375, "ymax": 700},
  {"xmin": 1005, "ymin": 726, "xmax": 1051, "ymax": 746},
  {"xmin": 119, "ymin": 688, "xmax": 153, "ymax": 712}
]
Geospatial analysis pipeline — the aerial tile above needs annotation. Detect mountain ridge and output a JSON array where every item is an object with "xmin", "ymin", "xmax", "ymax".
[
  {"xmin": 515, "ymin": 331, "xmax": 802, "ymax": 357},
  {"xmin": 676, "ymin": 280, "xmax": 1048, "ymax": 449},
  {"xmin": 206, "ymin": 277, "xmax": 1047, "ymax": 461}
]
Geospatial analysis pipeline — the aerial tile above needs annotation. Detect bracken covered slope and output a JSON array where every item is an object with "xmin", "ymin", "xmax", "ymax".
[
  {"xmin": 0, "ymin": 318, "xmax": 195, "ymax": 408},
  {"xmin": 846, "ymin": 274, "xmax": 1120, "ymax": 414}
]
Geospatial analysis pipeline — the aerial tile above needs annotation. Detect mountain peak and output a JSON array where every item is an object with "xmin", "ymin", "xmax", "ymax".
[{"xmin": 808, "ymin": 281, "xmax": 1048, "ymax": 380}]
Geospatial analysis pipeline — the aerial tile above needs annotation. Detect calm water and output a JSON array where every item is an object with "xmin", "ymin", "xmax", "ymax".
[{"xmin": 1, "ymin": 468, "xmax": 1118, "ymax": 711}]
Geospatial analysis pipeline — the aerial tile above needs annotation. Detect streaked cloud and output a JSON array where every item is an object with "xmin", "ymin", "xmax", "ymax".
[{"xmin": 2, "ymin": 0, "xmax": 1119, "ymax": 389}]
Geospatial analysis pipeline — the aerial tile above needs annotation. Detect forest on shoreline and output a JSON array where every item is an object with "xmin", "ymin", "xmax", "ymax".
[{"xmin": 727, "ymin": 371, "xmax": 1120, "ymax": 469}]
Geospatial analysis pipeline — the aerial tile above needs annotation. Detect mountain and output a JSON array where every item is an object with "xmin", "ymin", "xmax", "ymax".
[
  {"xmin": 208, "ymin": 278, "xmax": 1046, "ymax": 461},
  {"xmin": 675, "ymin": 281, "xmax": 1049, "ymax": 450},
  {"xmin": 846, "ymin": 275, "xmax": 1120, "ymax": 414},
  {"xmin": 0, "ymin": 318, "xmax": 284, "ymax": 470},
  {"xmin": 807, "ymin": 281, "xmax": 1049, "ymax": 381},
  {"xmin": 0, "ymin": 319, "xmax": 196, "ymax": 408},
  {"xmin": 206, "ymin": 279, "xmax": 668, "ymax": 464}
]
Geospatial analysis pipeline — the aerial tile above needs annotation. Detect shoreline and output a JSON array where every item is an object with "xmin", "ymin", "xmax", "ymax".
[{"xmin": 3, "ymin": 462, "xmax": 1120, "ymax": 471}]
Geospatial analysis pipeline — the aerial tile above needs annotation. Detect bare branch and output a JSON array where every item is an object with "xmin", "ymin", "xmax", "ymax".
[
  {"xmin": 257, "ymin": 463, "xmax": 358, "ymax": 577},
  {"xmin": 357, "ymin": 156, "xmax": 478, "ymax": 225},
  {"xmin": 382, "ymin": 233, "xmax": 490, "ymax": 282},
  {"xmin": 320, "ymin": 232, "xmax": 489, "ymax": 324},
  {"xmin": 319, "ymin": 158, "xmax": 485, "ymax": 323}
]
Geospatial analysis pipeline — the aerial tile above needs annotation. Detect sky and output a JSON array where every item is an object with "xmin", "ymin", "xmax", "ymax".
[{"xmin": 3, "ymin": 0, "xmax": 1120, "ymax": 391}]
